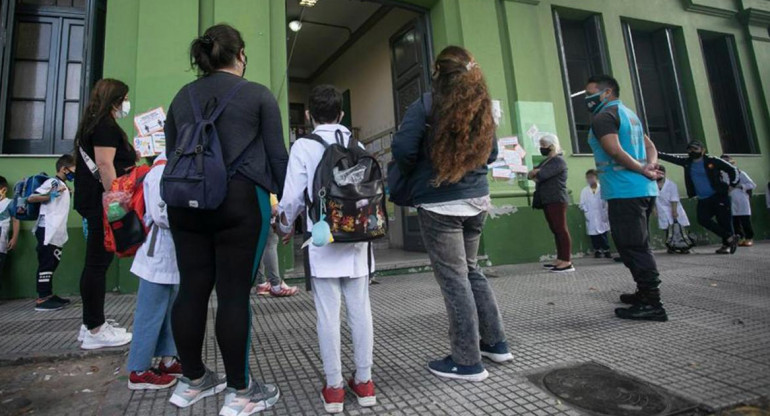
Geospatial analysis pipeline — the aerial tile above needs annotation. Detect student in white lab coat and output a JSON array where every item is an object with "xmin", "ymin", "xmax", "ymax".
[
  {"xmin": 126, "ymin": 152, "xmax": 183, "ymax": 390},
  {"xmin": 27, "ymin": 154, "xmax": 76, "ymax": 311},
  {"xmin": 277, "ymin": 85, "xmax": 376, "ymax": 414},
  {"xmin": 579, "ymin": 169, "xmax": 612, "ymax": 258},
  {"xmin": 721, "ymin": 155, "xmax": 756, "ymax": 246},
  {"xmin": 654, "ymin": 166, "xmax": 690, "ymax": 249}
]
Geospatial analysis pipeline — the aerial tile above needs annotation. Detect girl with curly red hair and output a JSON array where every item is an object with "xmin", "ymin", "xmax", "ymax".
[{"xmin": 392, "ymin": 46, "xmax": 512, "ymax": 382}]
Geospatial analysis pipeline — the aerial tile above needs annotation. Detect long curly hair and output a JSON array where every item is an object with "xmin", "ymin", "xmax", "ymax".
[{"xmin": 430, "ymin": 46, "xmax": 495, "ymax": 186}]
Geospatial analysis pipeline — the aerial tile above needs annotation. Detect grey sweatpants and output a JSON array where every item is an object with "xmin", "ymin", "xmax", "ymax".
[{"xmin": 311, "ymin": 276, "xmax": 373, "ymax": 387}]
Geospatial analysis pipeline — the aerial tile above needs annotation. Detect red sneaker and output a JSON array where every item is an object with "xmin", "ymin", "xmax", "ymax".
[
  {"xmin": 270, "ymin": 282, "xmax": 299, "ymax": 297},
  {"xmin": 320, "ymin": 385, "xmax": 345, "ymax": 414},
  {"xmin": 128, "ymin": 370, "xmax": 177, "ymax": 390},
  {"xmin": 255, "ymin": 282, "xmax": 271, "ymax": 296},
  {"xmin": 348, "ymin": 377, "xmax": 376, "ymax": 407},
  {"xmin": 158, "ymin": 358, "xmax": 183, "ymax": 377}
]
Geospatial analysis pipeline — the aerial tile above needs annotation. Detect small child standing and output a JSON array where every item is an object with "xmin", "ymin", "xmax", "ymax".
[
  {"xmin": 654, "ymin": 166, "xmax": 691, "ymax": 251},
  {"xmin": 126, "ymin": 152, "xmax": 183, "ymax": 389},
  {"xmin": 0, "ymin": 176, "xmax": 21, "ymax": 283},
  {"xmin": 278, "ymin": 85, "xmax": 376, "ymax": 414},
  {"xmin": 28, "ymin": 155, "xmax": 76, "ymax": 311},
  {"xmin": 579, "ymin": 169, "xmax": 611, "ymax": 258},
  {"xmin": 721, "ymin": 155, "xmax": 756, "ymax": 247}
]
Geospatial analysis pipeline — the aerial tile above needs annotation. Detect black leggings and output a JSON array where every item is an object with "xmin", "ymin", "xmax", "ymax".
[
  {"xmin": 169, "ymin": 179, "xmax": 270, "ymax": 390},
  {"xmin": 80, "ymin": 213, "xmax": 115, "ymax": 330},
  {"xmin": 733, "ymin": 215, "xmax": 754, "ymax": 240}
]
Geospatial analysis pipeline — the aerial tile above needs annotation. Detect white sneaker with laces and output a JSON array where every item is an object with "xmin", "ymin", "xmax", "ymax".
[
  {"xmin": 80, "ymin": 322, "xmax": 132, "ymax": 350},
  {"xmin": 78, "ymin": 320, "xmax": 126, "ymax": 342}
]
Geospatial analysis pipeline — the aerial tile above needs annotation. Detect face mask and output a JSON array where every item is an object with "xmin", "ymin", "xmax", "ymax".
[
  {"xmin": 688, "ymin": 151, "xmax": 701, "ymax": 159},
  {"xmin": 585, "ymin": 89, "xmax": 608, "ymax": 114},
  {"xmin": 65, "ymin": 172, "xmax": 75, "ymax": 182},
  {"xmin": 540, "ymin": 147, "xmax": 551, "ymax": 157},
  {"xmin": 116, "ymin": 100, "xmax": 131, "ymax": 119}
]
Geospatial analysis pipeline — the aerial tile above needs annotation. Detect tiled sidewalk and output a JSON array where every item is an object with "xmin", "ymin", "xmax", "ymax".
[{"xmin": 1, "ymin": 243, "xmax": 769, "ymax": 415}]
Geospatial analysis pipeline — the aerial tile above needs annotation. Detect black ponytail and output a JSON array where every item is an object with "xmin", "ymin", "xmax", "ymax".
[{"xmin": 190, "ymin": 24, "xmax": 245, "ymax": 76}]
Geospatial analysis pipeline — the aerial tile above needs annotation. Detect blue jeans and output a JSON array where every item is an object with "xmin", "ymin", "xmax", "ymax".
[
  {"xmin": 127, "ymin": 278, "xmax": 178, "ymax": 372},
  {"xmin": 417, "ymin": 209, "xmax": 507, "ymax": 366}
]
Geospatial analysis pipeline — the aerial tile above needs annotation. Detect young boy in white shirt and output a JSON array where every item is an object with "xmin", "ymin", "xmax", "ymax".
[
  {"xmin": 579, "ymin": 169, "xmax": 611, "ymax": 258},
  {"xmin": 277, "ymin": 85, "xmax": 376, "ymax": 414},
  {"xmin": 28, "ymin": 154, "xmax": 76, "ymax": 311},
  {"xmin": 0, "ymin": 176, "xmax": 21, "ymax": 283}
]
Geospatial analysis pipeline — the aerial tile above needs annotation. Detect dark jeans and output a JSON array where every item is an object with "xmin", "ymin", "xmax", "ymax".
[
  {"xmin": 80, "ymin": 214, "xmax": 115, "ymax": 330},
  {"xmin": 417, "ymin": 209, "xmax": 507, "ymax": 366},
  {"xmin": 608, "ymin": 198, "xmax": 661, "ymax": 299},
  {"xmin": 35, "ymin": 227, "xmax": 62, "ymax": 298},
  {"xmin": 543, "ymin": 202, "xmax": 572, "ymax": 262},
  {"xmin": 697, "ymin": 194, "xmax": 734, "ymax": 245},
  {"xmin": 590, "ymin": 232, "xmax": 610, "ymax": 252},
  {"xmin": 169, "ymin": 180, "xmax": 270, "ymax": 390},
  {"xmin": 733, "ymin": 216, "xmax": 754, "ymax": 240},
  {"xmin": 0, "ymin": 252, "xmax": 6, "ymax": 283}
]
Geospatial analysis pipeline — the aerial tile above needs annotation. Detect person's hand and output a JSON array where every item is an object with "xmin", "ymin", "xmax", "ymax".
[
  {"xmin": 527, "ymin": 169, "xmax": 539, "ymax": 180},
  {"xmin": 641, "ymin": 163, "xmax": 663, "ymax": 180},
  {"xmin": 7, "ymin": 236, "xmax": 17, "ymax": 251},
  {"xmin": 672, "ymin": 211, "xmax": 679, "ymax": 219},
  {"xmin": 271, "ymin": 205, "xmax": 278, "ymax": 217},
  {"xmin": 49, "ymin": 190, "xmax": 60, "ymax": 200}
]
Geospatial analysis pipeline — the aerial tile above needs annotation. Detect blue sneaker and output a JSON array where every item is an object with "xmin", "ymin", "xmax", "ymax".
[
  {"xmin": 480, "ymin": 341, "xmax": 514, "ymax": 363},
  {"xmin": 428, "ymin": 356, "xmax": 488, "ymax": 382}
]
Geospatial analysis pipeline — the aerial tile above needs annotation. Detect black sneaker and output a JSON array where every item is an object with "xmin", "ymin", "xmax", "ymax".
[
  {"xmin": 728, "ymin": 236, "xmax": 738, "ymax": 254},
  {"xmin": 480, "ymin": 341, "xmax": 513, "ymax": 363},
  {"xmin": 615, "ymin": 304, "xmax": 668, "ymax": 322},
  {"xmin": 35, "ymin": 297, "xmax": 65, "ymax": 311},
  {"xmin": 594, "ymin": 251, "xmax": 602, "ymax": 259},
  {"xmin": 715, "ymin": 245, "xmax": 730, "ymax": 254},
  {"xmin": 619, "ymin": 292, "xmax": 641, "ymax": 305},
  {"xmin": 428, "ymin": 356, "xmax": 488, "ymax": 382},
  {"xmin": 542, "ymin": 263, "xmax": 555, "ymax": 269},
  {"xmin": 604, "ymin": 251, "xmax": 613, "ymax": 259},
  {"xmin": 51, "ymin": 295, "xmax": 71, "ymax": 305},
  {"xmin": 550, "ymin": 264, "xmax": 575, "ymax": 273}
]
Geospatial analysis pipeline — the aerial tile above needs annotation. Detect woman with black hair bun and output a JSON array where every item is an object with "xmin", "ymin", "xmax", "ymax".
[{"xmin": 164, "ymin": 24, "xmax": 288, "ymax": 415}]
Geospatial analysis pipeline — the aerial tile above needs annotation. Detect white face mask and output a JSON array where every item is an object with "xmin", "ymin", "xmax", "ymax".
[{"xmin": 116, "ymin": 100, "xmax": 131, "ymax": 119}]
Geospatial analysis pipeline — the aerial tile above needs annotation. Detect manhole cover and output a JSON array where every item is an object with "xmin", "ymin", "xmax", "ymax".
[{"xmin": 528, "ymin": 362, "xmax": 701, "ymax": 416}]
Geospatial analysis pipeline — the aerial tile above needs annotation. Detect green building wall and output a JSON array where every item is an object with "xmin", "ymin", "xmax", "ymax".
[{"xmin": 1, "ymin": 0, "xmax": 769, "ymax": 298}]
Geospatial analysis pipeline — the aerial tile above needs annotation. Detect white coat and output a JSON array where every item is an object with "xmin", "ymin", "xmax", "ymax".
[
  {"xmin": 130, "ymin": 153, "xmax": 179, "ymax": 285},
  {"xmin": 729, "ymin": 170, "xmax": 756, "ymax": 216},
  {"xmin": 278, "ymin": 124, "xmax": 374, "ymax": 279},
  {"xmin": 655, "ymin": 179, "xmax": 689, "ymax": 229},
  {"xmin": 578, "ymin": 185, "xmax": 609, "ymax": 236},
  {"xmin": 32, "ymin": 178, "xmax": 70, "ymax": 247}
]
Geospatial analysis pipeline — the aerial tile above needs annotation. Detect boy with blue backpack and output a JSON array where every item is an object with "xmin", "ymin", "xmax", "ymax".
[
  {"xmin": 26, "ymin": 154, "xmax": 76, "ymax": 311},
  {"xmin": 0, "ymin": 176, "xmax": 20, "ymax": 283}
]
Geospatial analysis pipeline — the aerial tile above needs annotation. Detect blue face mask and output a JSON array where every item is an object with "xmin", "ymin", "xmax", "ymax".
[
  {"xmin": 585, "ymin": 89, "xmax": 609, "ymax": 114},
  {"xmin": 65, "ymin": 172, "xmax": 75, "ymax": 182}
]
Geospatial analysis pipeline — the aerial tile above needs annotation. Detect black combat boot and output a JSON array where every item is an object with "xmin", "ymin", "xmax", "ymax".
[
  {"xmin": 619, "ymin": 291, "xmax": 641, "ymax": 305},
  {"xmin": 615, "ymin": 289, "xmax": 668, "ymax": 322}
]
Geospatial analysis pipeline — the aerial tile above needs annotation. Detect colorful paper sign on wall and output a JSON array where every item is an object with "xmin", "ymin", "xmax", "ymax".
[{"xmin": 134, "ymin": 107, "xmax": 166, "ymax": 136}]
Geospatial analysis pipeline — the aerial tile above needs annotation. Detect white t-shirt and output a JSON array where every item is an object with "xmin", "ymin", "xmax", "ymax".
[
  {"xmin": 578, "ymin": 185, "xmax": 610, "ymax": 236},
  {"xmin": 0, "ymin": 198, "xmax": 11, "ymax": 254},
  {"xmin": 655, "ymin": 179, "xmax": 689, "ymax": 229},
  {"xmin": 32, "ymin": 178, "xmax": 70, "ymax": 247}
]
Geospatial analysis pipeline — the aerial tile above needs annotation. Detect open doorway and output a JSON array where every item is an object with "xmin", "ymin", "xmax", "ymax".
[{"xmin": 285, "ymin": 0, "xmax": 432, "ymax": 271}]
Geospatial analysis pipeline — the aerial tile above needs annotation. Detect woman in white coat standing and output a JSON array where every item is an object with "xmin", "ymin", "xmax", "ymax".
[
  {"xmin": 722, "ymin": 155, "xmax": 756, "ymax": 246},
  {"xmin": 579, "ymin": 169, "xmax": 611, "ymax": 258}
]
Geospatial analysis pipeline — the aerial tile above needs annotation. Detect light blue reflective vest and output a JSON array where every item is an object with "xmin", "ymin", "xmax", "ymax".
[{"xmin": 588, "ymin": 101, "xmax": 658, "ymax": 200}]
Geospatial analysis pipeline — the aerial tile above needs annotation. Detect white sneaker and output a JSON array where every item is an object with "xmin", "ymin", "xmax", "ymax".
[
  {"xmin": 80, "ymin": 322, "xmax": 132, "ymax": 350},
  {"xmin": 77, "ymin": 320, "xmax": 126, "ymax": 342}
]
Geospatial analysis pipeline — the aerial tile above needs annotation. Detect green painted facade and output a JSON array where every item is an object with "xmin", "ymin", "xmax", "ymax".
[{"xmin": 1, "ymin": 0, "xmax": 769, "ymax": 298}]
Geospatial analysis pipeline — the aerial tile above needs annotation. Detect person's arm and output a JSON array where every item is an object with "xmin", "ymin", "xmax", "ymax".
[
  {"xmin": 740, "ymin": 171, "xmax": 756, "ymax": 191},
  {"xmin": 657, "ymin": 151, "xmax": 687, "ymax": 166},
  {"xmin": 598, "ymin": 134, "xmax": 660, "ymax": 180},
  {"xmin": 277, "ymin": 143, "xmax": 308, "ymax": 236},
  {"xmin": 579, "ymin": 189, "xmax": 589, "ymax": 213},
  {"xmin": 27, "ymin": 179, "xmax": 62, "ymax": 203},
  {"xmin": 95, "ymin": 146, "xmax": 117, "ymax": 191},
  {"xmin": 392, "ymin": 98, "xmax": 426, "ymax": 174},
  {"xmin": 671, "ymin": 201, "xmax": 679, "ymax": 219},
  {"xmin": 144, "ymin": 168, "xmax": 168, "ymax": 228},
  {"xmin": 259, "ymin": 87, "xmax": 289, "ymax": 199},
  {"xmin": 714, "ymin": 157, "xmax": 738, "ymax": 186},
  {"xmin": 487, "ymin": 138, "xmax": 499, "ymax": 165},
  {"xmin": 644, "ymin": 135, "xmax": 658, "ymax": 166},
  {"xmin": 7, "ymin": 218, "xmax": 20, "ymax": 251},
  {"xmin": 164, "ymin": 104, "xmax": 177, "ymax": 154}
]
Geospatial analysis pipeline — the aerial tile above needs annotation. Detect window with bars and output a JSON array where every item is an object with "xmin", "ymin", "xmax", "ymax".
[{"xmin": 553, "ymin": 10, "xmax": 609, "ymax": 154}]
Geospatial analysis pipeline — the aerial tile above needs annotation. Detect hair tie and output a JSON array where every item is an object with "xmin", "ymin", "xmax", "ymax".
[
  {"xmin": 465, "ymin": 61, "xmax": 477, "ymax": 71},
  {"xmin": 200, "ymin": 35, "xmax": 213, "ymax": 45}
]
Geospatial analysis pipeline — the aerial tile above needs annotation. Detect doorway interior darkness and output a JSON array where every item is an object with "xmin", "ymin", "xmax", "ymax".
[
  {"xmin": 0, "ymin": 0, "xmax": 106, "ymax": 155},
  {"xmin": 285, "ymin": 0, "xmax": 432, "ymax": 252}
]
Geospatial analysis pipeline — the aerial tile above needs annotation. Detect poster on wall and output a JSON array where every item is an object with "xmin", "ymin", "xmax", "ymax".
[
  {"xmin": 134, "ymin": 107, "xmax": 166, "ymax": 136},
  {"xmin": 489, "ymin": 136, "xmax": 527, "ymax": 180}
]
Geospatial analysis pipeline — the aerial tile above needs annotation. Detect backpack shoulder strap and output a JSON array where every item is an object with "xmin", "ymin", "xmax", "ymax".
[
  {"xmin": 301, "ymin": 133, "xmax": 329, "ymax": 148},
  {"xmin": 209, "ymin": 80, "xmax": 248, "ymax": 122}
]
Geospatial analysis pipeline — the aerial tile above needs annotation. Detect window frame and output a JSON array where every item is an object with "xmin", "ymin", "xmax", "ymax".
[{"xmin": 552, "ymin": 9, "xmax": 610, "ymax": 155}]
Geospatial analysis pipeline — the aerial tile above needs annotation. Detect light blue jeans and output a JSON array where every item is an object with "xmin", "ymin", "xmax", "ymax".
[{"xmin": 127, "ymin": 278, "xmax": 178, "ymax": 372}]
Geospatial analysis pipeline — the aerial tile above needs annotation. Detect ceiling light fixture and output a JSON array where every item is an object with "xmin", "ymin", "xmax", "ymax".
[
  {"xmin": 299, "ymin": 0, "xmax": 318, "ymax": 7},
  {"xmin": 289, "ymin": 20, "xmax": 303, "ymax": 32}
]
